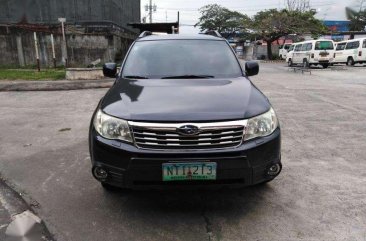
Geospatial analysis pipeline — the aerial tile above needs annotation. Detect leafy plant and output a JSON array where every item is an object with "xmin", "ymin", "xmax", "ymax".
[
  {"xmin": 251, "ymin": 9, "xmax": 327, "ymax": 59},
  {"xmin": 346, "ymin": 6, "xmax": 366, "ymax": 31},
  {"xmin": 195, "ymin": 4, "xmax": 251, "ymax": 34}
]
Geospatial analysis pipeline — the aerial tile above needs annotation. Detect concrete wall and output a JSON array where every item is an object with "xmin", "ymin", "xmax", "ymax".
[
  {"xmin": 241, "ymin": 45, "xmax": 280, "ymax": 60},
  {"xmin": 0, "ymin": 31, "xmax": 134, "ymax": 67},
  {"xmin": 255, "ymin": 45, "xmax": 280, "ymax": 59},
  {"xmin": 0, "ymin": 0, "xmax": 140, "ymax": 33}
]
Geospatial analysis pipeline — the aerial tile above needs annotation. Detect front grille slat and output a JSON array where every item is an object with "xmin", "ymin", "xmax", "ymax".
[
  {"xmin": 130, "ymin": 121, "xmax": 246, "ymax": 150},
  {"xmin": 134, "ymin": 136, "xmax": 243, "ymax": 143},
  {"xmin": 133, "ymin": 130, "xmax": 243, "ymax": 138}
]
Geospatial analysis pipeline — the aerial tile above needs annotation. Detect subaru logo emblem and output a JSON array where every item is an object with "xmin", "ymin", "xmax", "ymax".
[{"xmin": 177, "ymin": 125, "xmax": 200, "ymax": 136}]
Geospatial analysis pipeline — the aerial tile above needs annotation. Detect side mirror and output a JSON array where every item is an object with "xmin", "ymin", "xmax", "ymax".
[
  {"xmin": 245, "ymin": 61, "xmax": 259, "ymax": 76},
  {"xmin": 103, "ymin": 63, "xmax": 117, "ymax": 78}
]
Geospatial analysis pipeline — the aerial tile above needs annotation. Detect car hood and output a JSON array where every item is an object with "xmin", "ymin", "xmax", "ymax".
[{"xmin": 100, "ymin": 77, "xmax": 271, "ymax": 122}]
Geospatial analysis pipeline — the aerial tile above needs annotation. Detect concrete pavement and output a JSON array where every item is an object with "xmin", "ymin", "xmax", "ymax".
[
  {"xmin": 0, "ymin": 63, "xmax": 365, "ymax": 241},
  {"xmin": 0, "ymin": 178, "xmax": 53, "ymax": 241}
]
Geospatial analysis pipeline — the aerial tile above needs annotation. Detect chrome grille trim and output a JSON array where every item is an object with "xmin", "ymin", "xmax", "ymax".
[{"xmin": 128, "ymin": 120, "xmax": 247, "ymax": 150}]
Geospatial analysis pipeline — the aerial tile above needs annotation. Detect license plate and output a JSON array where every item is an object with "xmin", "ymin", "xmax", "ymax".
[{"xmin": 162, "ymin": 162, "xmax": 217, "ymax": 181}]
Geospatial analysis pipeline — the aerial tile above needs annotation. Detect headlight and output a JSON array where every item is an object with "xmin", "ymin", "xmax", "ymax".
[
  {"xmin": 244, "ymin": 108, "xmax": 278, "ymax": 141},
  {"xmin": 93, "ymin": 110, "xmax": 133, "ymax": 142}
]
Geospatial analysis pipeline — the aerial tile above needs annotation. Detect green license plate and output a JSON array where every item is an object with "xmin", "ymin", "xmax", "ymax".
[{"xmin": 162, "ymin": 162, "xmax": 217, "ymax": 181}]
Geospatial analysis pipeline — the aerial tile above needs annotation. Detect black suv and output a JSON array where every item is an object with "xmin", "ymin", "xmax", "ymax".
[{"xmin": 89, "ymin": 32, "xmax": 281, "ymax": 190}]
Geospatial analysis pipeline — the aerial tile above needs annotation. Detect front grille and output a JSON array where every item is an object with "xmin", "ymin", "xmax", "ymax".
[{"xmin": 129, "ymin": 120, "xmax": 246, "ymax": 150}]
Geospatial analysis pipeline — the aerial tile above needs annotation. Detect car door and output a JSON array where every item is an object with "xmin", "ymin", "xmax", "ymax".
[
  {"xmin": 334, "ymin": 42, "xmax": 346, "ymax": 63},
  {"xmin": 304, "ymin": 43, "xmax": 312, "ymax": 62},
  {"xmin": 293, "ymin": 44, "xmax": 303, "ymax": 63},
  {"xmin": 361, "ymin": 39, "xmax": 366, "ymax": 62},
  {"xmin": 283, "ymin": 44, "xmax": 291, "ymax": 59},
  {"xmin": 345, "ymin": 41, "xmax": 359, "ymax": 61}
]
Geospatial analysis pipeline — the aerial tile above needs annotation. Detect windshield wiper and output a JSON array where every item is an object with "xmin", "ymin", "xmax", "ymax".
[
  {"xmin": 161, "ymin": 75, "xmax": 214, "ymax": 79},
  {"xmin": 123, "ymin": 75, "xmax": 149, "ymax": 79}
]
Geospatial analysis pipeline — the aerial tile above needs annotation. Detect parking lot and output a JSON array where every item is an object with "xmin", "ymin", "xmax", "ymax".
[{"xmin": 0, "ymin": 63, "xmax": 366, "ymax": 241}]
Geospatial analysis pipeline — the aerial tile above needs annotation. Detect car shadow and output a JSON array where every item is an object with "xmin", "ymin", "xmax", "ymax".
[{"xmin": 102, "ymin": 183, "xmax": 275, "ymax": 218}]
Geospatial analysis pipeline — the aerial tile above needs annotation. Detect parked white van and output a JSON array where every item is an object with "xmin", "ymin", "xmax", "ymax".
[
  {"xmin": 287, "ymin": 39, "xmax": 335, "ymax": 68},
  {"xmin": 279, "ymin": 43, "xmax": 292, "ymax": 60},
  {"xmin": 332, "ymin": 38, "xmax": 366, "ymax": 65}
]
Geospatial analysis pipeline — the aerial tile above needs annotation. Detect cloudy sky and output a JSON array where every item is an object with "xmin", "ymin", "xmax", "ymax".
[{"xmin": 140, "ymin": 0, "xmax": 362, "ymax": 33}]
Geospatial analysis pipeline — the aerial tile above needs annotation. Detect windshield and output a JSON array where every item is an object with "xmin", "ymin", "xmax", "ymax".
[
  {"xmin": 122, "ymin": 40, "xmax": 243, "ymax": 79},
  {"xmin": 315, "ymin": 41, "xmax": 334, "ymax": 50}
]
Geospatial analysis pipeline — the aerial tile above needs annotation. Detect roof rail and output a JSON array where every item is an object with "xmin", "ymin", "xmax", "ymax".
[
  {"xmin": 200, "ymin": 30, "xmax": 222, "ymax": 38},
  {"xmin": 139, "ymin": 31, "xmax": 153, "ymax": 38}
]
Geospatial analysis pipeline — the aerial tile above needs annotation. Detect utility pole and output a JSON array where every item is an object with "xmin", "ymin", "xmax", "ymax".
[
  {"xmin": 149, "ymin": 0, "xmax": 152, "ymax": 23},
  {"xmin": 145, "ymin": 0, "xmax": 157, "ymax": 23}
]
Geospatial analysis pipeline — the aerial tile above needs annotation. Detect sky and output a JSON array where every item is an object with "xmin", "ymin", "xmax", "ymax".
[{"xmin": 140, "ymin": 0, "xmax": 362, "ymax": 33}]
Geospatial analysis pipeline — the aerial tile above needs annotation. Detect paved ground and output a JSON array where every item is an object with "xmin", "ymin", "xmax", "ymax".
[
  {"xmin": 0, "ymin": 63, "xmax": 365, "ymax": 241},
  {"xmin": 0, "ymin": 178, "xmax": 53, "ymax": 241}
]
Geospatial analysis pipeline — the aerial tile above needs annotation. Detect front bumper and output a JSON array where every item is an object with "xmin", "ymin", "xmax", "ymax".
[{"xmin": 89, "ymin": 128, "xmax": 281, "ymax": 189}]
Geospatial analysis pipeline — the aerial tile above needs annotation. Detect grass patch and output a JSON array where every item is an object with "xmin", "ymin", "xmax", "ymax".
[{"xmin": 0, "ymin": 69, "xmax": 66, "ymax": 81}]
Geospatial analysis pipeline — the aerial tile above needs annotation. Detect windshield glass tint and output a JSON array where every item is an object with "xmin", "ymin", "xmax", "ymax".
[
  {"xmin": 122, "ymin": 40, "xmax": 243, "ymax": 79},
  {"xmin": 315, "ymin": 41, "xmax": 334, "ymax": 50}
]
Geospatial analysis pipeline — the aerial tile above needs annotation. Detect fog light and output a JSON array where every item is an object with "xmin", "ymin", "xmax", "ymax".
[
  {"xmin": 267, "ymin": 164, "xmax": 281, "ymax": 176},
  {"xmin": 93, "ymin": 167, "xmax": 108, "ymax": 180}
]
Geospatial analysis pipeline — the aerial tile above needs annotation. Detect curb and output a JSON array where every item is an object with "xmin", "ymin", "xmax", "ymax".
[
  {"xmin": 0, "ymin": 177, "xmax": 54, "ymax": 240},
  {"xmin": 0, "ymin": 79, "xmax": 114, "ymax": 92},
  {"xmin": 260, "ymin": 60, "xmax": 286, "ymax": 63}
]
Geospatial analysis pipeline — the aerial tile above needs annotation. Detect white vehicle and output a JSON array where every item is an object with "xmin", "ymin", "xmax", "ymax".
[
  {"xmin": 288, "ymin": 39, "xmax": 335, "ymax": 68},
  {"xmin": 332, "ymin": 38, "xmax": 366, "ymax": 65},
  {"xmin": 286, "ymin": 43, "xmax": 300, "ymax": 67},
  {"xmin": 279, "ymin": 43, "xmax": 292, "ymax": 60}
]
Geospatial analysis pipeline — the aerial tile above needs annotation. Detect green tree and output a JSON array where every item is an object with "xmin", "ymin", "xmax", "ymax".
[
  {"xmin": 346, "ymin": 7, "xmax": 366, "ymax": 31},
  {"xmin": 251, "ymin": 9, "xmax": 327, "ymax": 59},
  {"xmin": 195, "ymin": 4, "xmax": 250, "ymax": 33}
]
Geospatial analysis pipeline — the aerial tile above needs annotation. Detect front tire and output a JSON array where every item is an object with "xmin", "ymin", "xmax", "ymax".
[
  {"xmin": 288, "ymin": 59, "xmax": 293, "ymax": 67},
  {"xmin": 347, "ymin": 57, "xmax": 355, "ymax": 66},
  {"xmin": 303, "ymin": 59, "xmax": 309, "ymax": 68}
]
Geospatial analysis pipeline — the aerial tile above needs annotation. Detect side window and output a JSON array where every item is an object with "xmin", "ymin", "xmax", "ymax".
[
  {"xmin": 306, "ymin": 43, "xmax": 313, "ymax": 51},
  {"xmin": 288, "ymin": 45, "xmax": 294, "ymax": 51},
  {"xmin": 336, "ymin": 43, "xmax": 346, "ymax": 51},
  {"xmin": 284, "ymin": 45, "xmax": 290, "ymax": 50},
  {"xmin": 345, "ymin": 42, "xmax": 352, "ymax": 49},
  {"xmin": 346, "ymin": 41, "xmax": 359, "ymax": 50},
  {"xmin": 300, "ymin": 44, "xmax": 307, "ymax": 51},
  {"xmin": 295, "ymin": 44, "xmax": 302, "ymax": 52},
  {"xmin": 363, "ymin": 40, "xmax": 366, "ymax": 48}
]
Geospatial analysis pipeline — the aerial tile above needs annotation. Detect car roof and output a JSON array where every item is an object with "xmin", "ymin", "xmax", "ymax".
[
  {"xmin": 136, "ymin": 34, "xmax": 225, "ymax": 42},
  {"xmin": 347, "ymin": 38, "xmax": 365, "ymax": 42}
]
